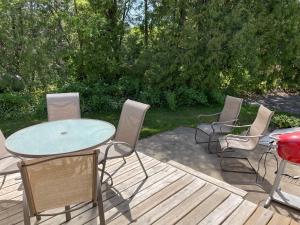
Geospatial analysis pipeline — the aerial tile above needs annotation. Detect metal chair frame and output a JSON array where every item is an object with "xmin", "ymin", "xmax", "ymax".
[
  {"xmin": 195, "ymin": 114, "xmax": 238, "ymax": 153},
  {"xmin": 98, "ymin": 100, "xmax": 150, "ymax": 184},
  {"xmin": 99, "ymin": 141, "xmax": 148, "ymax": 184},
  {"xmin": 195, "ymin": 96, "xmax": 243, "ymax": 153},
  {"xmin": 19, "ymin": 151, "xmax": 105, "ymax": 225},
  {"xmin": 218, "ymin": 104, "xmax": 274, "ymax": 175},
  {"xmin": 0, "ymin": 130, "xmax": 21, "ymax": 189}
]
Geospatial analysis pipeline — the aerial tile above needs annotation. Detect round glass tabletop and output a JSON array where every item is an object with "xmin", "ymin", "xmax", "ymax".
[{"xmin": 5, "ymin": 119, "xmax": 116, "ymax": 157}]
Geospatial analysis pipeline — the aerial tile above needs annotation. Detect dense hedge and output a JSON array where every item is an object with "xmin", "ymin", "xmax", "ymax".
[
  {"xmin": 0, "ymin": 80, "xmax": 226, "ymax": 119},
  {"xmin": 1, "ymin": 90, "xmax": 300, "ymax": 130},
  {"xmin": 272, "ymin": 114, "xmax": 300, "ymax": 128}
]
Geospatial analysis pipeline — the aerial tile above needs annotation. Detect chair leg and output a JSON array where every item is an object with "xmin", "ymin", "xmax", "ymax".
[
  {"xmin": 195, "ymin": 128, "xmax": 209, "ymax": 144},
  {"xmin": 135, "ymin": 151, "xmax": 148, "ymax": 178},
  {"xmin": 123, "ymin": 157, "xmax": 126, "ymax": 164},
  {"xmin": 99, "ymin": 160, "xmax": 107, "ymax": 184},
  {"xmin": 23, "ymin": 192, "xmax": 31, "ymax": 225},
  {"xmin": 0, "ymin": 175, "xmax": 6, "ymax": 189},
  {"xmin": 195, "ymin": 128, "xmax": 217, "ymax": 152},
  {"xmin": 208, "ymin": 134, "xmax": 213, "ymax": 154},
  {"xmin": 219, "ymin": 150, "xmax": 256, "ymax": 174},
  {"xmin": 65, "ymin": 205, "xmax": 71, "ymax": 221},
  {"xmin": 194, "ymin": 128, "xmax": 199, "ymax": 144},
  {"xmin": 97, "ymin": 184, "xmax": 106, "ymax": 225}
]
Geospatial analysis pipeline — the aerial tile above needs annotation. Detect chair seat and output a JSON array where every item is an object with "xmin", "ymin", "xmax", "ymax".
[
  {"xmin": 219, "ymin": 137, "xmax": 257, "ymax": 151},
  {"xmin": 97, "ymin": 143, "xmax": 133, "ymax": 163},
  {"xmin": 0, "ymin": 156, "xmax": 20, "ymax": 175},
  {"xmin": 197, "ymin": 123, "xmax": 232, "ymax": 135}
]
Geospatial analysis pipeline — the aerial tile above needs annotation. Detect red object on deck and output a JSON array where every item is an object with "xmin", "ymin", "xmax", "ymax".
[{"xmin": 277, "ymin": 132, "xmax": 300, "ymax": 164}]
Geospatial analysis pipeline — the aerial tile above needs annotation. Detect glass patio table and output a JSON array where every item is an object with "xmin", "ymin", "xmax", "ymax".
[{"xmin": 5, "ymin": 119, "xmax": 116, "ymax": 158}]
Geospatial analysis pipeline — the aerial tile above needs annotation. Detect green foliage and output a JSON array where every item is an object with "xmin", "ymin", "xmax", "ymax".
[
  {"xmin": 57, "ymin": 82, "xmax": 125, "ymax": 112},
  {"xmin": 272, "ymin": 114, "xmax": 300, "ymax": 128},
  {"xmin": 0, "ymin": 93, "xmax": 34, "ymax": 119},
  {"xmin": 139, "ymin": 88, "xmax": 162, "ymax": 106},
  {"xmin": 208, "ymin": 91, "xmax": 226, "ymax": 104},
  {"xmin": 0, "ymin": 0, "xmax": 299, "ymax": 117},
  {"xmin": 177, "ymin": 88, "xmax": 208, "ymax": 106},
  {"xmin": 165, "ymin": 92, "xmax": 177, "ymax": 111}
]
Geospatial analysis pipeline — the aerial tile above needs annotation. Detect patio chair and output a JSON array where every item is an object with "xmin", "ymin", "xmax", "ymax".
[
  {"xmin": 46, "ymin": 92, "xmax": 80, "ymax": 121},
  {"xmin": 98, "ymin": 99, "xmax": 150, "ymax": 183},
  {"xmin": 18, "ymin": 150, "xmax": 105, "ymax": 225},
  {"xmin": 0, "ymin": 130, "xmax": 20, "ymax": 188},
  {"xmin": 218, "ymin": 105, "xmax": 274, "ymax": 173},
  {"xmin": 195, "ymin": 95, "xmax": 243, "ymax": 153}
]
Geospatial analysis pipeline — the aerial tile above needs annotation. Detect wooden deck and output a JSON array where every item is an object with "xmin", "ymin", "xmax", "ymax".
[{"xmin": 0, "ymin": 152, "xmax": 299, "ymax": 225}]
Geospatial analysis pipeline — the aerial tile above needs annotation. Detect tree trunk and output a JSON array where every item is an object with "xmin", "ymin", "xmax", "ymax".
[
  {"xmin": 73, "ymin": 0, "xmax": 85, "ymax": 81},
  {"xmin": 144, "ymin": 0, "xmax": 148, "ymax": 47}
]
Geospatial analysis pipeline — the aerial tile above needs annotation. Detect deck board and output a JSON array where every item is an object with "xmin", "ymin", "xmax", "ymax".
[
  {"xmin": 222, "ymin": 200, "xmax": 257, "ymax": 225},
  {"xmin": 198, "ymin": 194, "xmax": 243, "ymax": 225},
  {"xmin": 176, "ymin": 188, "xmax": 230, "ymax": 225},
  {"xmin": 115, "ymin": 179, "xmax": 205, "ymax": 225},
  {"xmin": 0, "ymin": 152, "xmax": 295, "ymax": 225},
  {"xmin": 267, "ymin": 214, "xmax": 291, "ymax": 225},
  {"xmin": 244, "ymin": 207, "xmax": 273, "ymax": 225},
  {"xmin": 108, "ymin": 175, "xmax": 196, "ymax": 225},
  {"xmin": 152, "ymin": 183, "xmax": 217, "ymax": 225}
]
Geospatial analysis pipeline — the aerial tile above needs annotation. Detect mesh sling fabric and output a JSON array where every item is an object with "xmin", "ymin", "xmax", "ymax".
[
  {"xmin": 47, "ymin": 93, "xmax": 80, "ymax": 121},
  {"xmin": 219, "ymin": 96, "xmax": 243, "ymax": 124},
  {"xmin": 115, "ymin": 99, "xmax": 150, "ymax": 149},
  {"xmin": 19, "ymin": 151, "xmax": 97, "ymax": 214}
]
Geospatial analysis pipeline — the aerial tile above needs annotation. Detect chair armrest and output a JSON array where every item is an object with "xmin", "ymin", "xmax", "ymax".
[
  {"xmin": 225, "ymin": 134, "xmax": 264, "ymax": 141},
  {"xmin": 211, "ymin": 119, "xmax": 238, "ymax": 125},
  {"xmin": 226, "ymin": 134, "xmax": 264, "ymax": 138},
  {"xmin": 197, "ymin": 112, "xmax": 221, "ymax": 118},
  {"xmin": 102, "ymin": 141, "xmax": 132, "ymax": 159},
  {"xmin": 220, "ymin": 134, "xmax": 264, "ymax": 150},
  {"xmin": 211, "ymin": 119, "xmax": 239, "ymax": 133},
  {"xmin": 0, "ymin": 155, "xmax": 22, "ymax": 161},
  {"xmin": 222, "ymin": 124, "xmax": 252, "ymax": 128}
]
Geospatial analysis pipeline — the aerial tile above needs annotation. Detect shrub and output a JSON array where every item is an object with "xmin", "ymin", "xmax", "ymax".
[
  {"xmin": 165, "ymin": 92, "xmax": 177, "ymax": 111},
  {"xmin": 0, "ymin": 93, "xmax": 34, "ymax": 119},
  {"xmin": 139, "ymin": 88, "xmax": 162, "ymax": 106},
  {"xmin": 177, "ymin": 88, "xmax": 208, "ymax": 106},
  {"xmin": 272, "ymin": 114, "xmax": 300, "ymax": 128},
  {"xmin": 208, "ymin": 90, "xmax": 226, "ymax": 104},
  {"xmin": 56, "ymin": 81, "xmax": 125, "ymax": 112}
]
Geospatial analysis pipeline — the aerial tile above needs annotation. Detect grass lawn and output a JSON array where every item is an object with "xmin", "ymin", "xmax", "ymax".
[{"xmin": 0, "ymin": 104, "xmax": 262, "ymax": 138}]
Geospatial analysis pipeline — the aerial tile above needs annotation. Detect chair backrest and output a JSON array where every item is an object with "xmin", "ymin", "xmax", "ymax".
[
  {"xmin": 248, "ymin": 105, "xmax": 274, "ymax": 143},
  {"xmin": 18, "ymin": 150, "xmax": 98, "ymax": 215},
  {"xmin": 115, "ymin": 99, "xmax": 150, "ymax": 149},
  {"xmin": 249, "ymin": 105, "xmax": 274, "ymax": 136},
  {"xmin": 0, "ymin": 130, "xmax": 8, "ymax": 157},
  {"xmin": 46, "ymin": 93, "xmax": 81, "ymax": 121},
  {"xmin": 219, "ymin": 96, "xmax": 243, "ymax": 124}
]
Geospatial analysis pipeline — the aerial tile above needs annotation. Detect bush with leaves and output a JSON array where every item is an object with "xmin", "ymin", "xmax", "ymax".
[
  {"xmin": 272, "ymin": 114, "xmax": 300, "ymax": 128},
  {"xmin": 0, "ymin": 93, "xmax": 34, "ymax": 119},
  {"xmin": 165, "ymin": 92, "xmax": 177, "ymax": 111}
]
